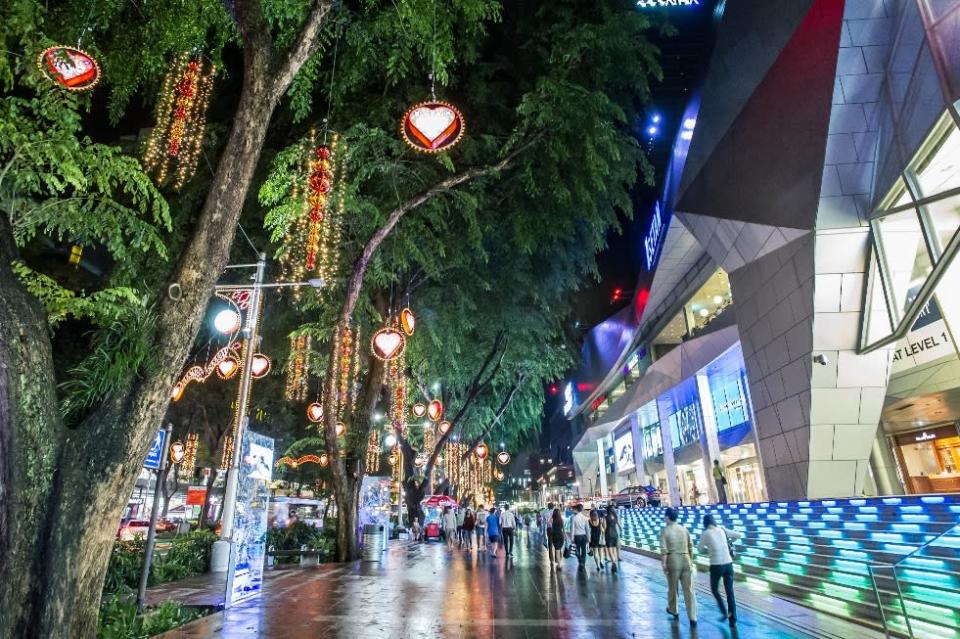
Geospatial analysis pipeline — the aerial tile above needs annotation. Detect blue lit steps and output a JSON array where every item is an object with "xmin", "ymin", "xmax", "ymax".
[{"xmin": 617, "ymin": 495, "xmax": 960, "ymax": 639}]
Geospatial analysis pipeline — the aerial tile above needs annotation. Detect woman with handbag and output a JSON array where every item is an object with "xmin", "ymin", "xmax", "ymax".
[
  {"xmin": 549, "ymin": 508, "xmax": 566, "ymax": 570},
  {"xmin": 697, "ymin": 514, "xmax": 742, "ymax": 625}
]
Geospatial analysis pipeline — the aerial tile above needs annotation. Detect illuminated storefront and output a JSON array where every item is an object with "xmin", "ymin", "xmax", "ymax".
[{"xmin": 892, "ymin": 425, "xmax": 960, "ymax": 494}]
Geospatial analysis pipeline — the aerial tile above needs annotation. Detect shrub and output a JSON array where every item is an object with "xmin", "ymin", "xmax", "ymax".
[
  {"xmin": 265, "ymin": 521, "xmax": 336, "ymax": 564},
  {"xmin": 97, "ymin": 595, "xmax": 204, "ymax": 639},
  {"xmin": 102, "ymin": 530, "xmax": 217, "ymax": 596}
]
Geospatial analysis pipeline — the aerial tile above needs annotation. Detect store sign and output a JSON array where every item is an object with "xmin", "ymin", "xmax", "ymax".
[
  {"xmin": 226, "ymin": 430, "xmax": 274, "ymax": 607},
  {"xmin": 644, "ymin": 202, "xmax": 664, "ymax": 270},
  {"xmin": 894, "ymin": 425, "xmax": 958, "ymax": 447},
  {"xmin": 891, "ymin": 299, "xmax": 955, "ymax": 374},
  {"xmin": 614, "ymin": 431, "xmax": 636, "ymax": 472},
  {"xmin": 915, "ymin": 432, "xmax": 937, "ymax": 442},
  {"xmin": 636, "ymin": 0, "xmax": 700, "ymax": 8}
]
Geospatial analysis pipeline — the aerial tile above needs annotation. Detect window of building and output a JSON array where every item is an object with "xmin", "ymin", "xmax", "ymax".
[
  {"xmin": 683, "ymin": 269, "xmax": 732, "ymax": 335},
  {"xmin": 651, "ymin": 311, "xmax": 686, "ymax": 360}
]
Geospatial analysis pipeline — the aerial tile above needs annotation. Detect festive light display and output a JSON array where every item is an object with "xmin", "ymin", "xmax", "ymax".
[
  {"xmin": 427, "ymin": 400, "xmax": 443, "ymax": 422},
  {"xmin": 285, "ymin": 334, "xmax": 312, "ymax": 401},
  {"xmin": 388, "ymin": 329, "xmax": 408, "ymax": 435},
  {"xmin": 371, "ymin": 326, "xmax": 406, "ymax": 361},
  {"xmin": 401, "ymin": 100, "xmax": 466, "ymax": 153},
  {"xmin": 276, "ymin": 454, "xmax": 325, "ymax": 469},
  {"xmin": 475, "ymin": 442, "xmax": 489, "ymax": 460},
  {"xmin": 412, "ymin": 403, "xmax": 427, "ymax": 417},
  {"xmin": 37, "ymin": 46, "xmax": 100, "ymax": 91},
  {"xmin": 335, "ymin": 422, "xmax": 346, "ymax": 437},
  {"xmin": 423, "ymin": 422, "xmax": 436, "ymax": 456},
  {"xmin": 319, "ymin": 452, "xmax": 329, "ymax": 467},
  {"xmin": 181, "ymin": 433, "xmax": 198, "ymax": 475},
  {"xmin": 216, "ymin": 357, "xmax": 239, "ymax": 380},
  {"xmin": 332, "ymin": 324, "xmax": 361, "ymax": 417},
  {"xmin": 173, "ymin": 342, "xmax": 242, "ymax": 401},
  {"xmin": 278, "ymin": 133, "xmax": 347, "ymax": 297},
  {"xmin": 400, "ymin": 308, "xmax": 416, "ymax": 336},
  {"xmin": 214, "ymin": 309, "xmax": 241, "ymax": 334},
  {"xmin": 142, "ymin": 53, "xmax": 215, "ymax": 190},
  {"xmin": 250, "ymin": 354, "xmax": 271, "ymax": 378},
  {"xmin": 438, "ymin": 420, "xmax": 451, "ymax": 436},
  {"xmin": 219, "ymin": 435, "xmax": 234, "ymax": 471},
  {"xmin": 367, "ymin": 431, "xmax": 381, "ymax": 472},
  {"xmin": 496, "ymin": 451, "xmax": 511, "ymax": 466},
  {"xmin": 441, "ymin": 442, "xmax": 492, "ymax": 501},
  {"xmin": 306, "ymin": 402, "xmax": 324, "ymax": 423},
  {"xmin": 169, "ymin": 440, "xmax": 186, "ymax": 464}
]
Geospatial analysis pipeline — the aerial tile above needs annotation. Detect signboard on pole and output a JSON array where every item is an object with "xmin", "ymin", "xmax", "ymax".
[
  {"xmin": 186, "ymin": 486, "xmax": 207, "ymax": 506},
  {"xmin": 225, "ymin": 429, "xmax": 274, "ymax": 607},
  {"xmin": 144, "ymin": 430, "xmax": 167, "ymax": 470}
]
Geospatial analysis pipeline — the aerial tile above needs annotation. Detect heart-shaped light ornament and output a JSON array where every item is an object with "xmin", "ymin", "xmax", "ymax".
[
  {"xmin": 427, "ymin": 400, "xmax": 443, "ymax": 422},
  {"xmin": 400, "ymin": 308, "xmax": 416, "ymax": 336},
  {"xmin": 475, "ymin": 443, "xmax": 489, "ymax": 460},
  {"xmin": 438, "ymin": 420, "xmax": 451, "ymax": 435},
  {"xmin": 306, "ymin": 403, "xmax": 324, "ymax": 423},
  {"xmin": 250, "ymin": 354, "xmax": 271, "ymax": 378},
  {"xmin": 371, "ymin": 328, "xmax": 406, "ymax": 361},
  {"xmin": 401, "ymin": 101, "xmax": 465, "ymax": 153},
  {"xmin": 171, "ymin": 383, "xmax": 185, "ymax": 402},
  {"xmin": 169, "ymin": 441, "xmax": 186, "ymax": 464},
  {"xmin": 496, "ymin": 451, "xmax": 511, "ymax": 466},
  {"xmin": 216, "ymin": 357, "xmax": 239, "ymax": 380},
  {"xmin": 494, "ymin": 470, "xmax": 505, "ymax": 481},
  {"xmin": 412, "ymin": 403, "xmax": 427, "ymax": 417},
  {"xmin": 335, "ymin": 422, "xmax": 346, "ymax": 437},
  {"xmin": 319, "ymin": 453, "xmax": 329, "ymax": 467}
]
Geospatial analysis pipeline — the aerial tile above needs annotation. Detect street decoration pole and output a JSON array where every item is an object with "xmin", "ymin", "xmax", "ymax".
[{"xmin": 136, "ymin": 423, "xmax": 173, "ymax": 612}]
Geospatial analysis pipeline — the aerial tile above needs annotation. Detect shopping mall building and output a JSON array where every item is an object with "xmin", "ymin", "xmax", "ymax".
[{"xmin": 570, "ymin": 0, "xmax": 960, "ymax": 507}]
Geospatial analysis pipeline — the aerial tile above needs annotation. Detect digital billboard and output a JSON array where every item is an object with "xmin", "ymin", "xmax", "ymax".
[{"xmin": 614, "ymin": 430, "xmax": 636, "ymax": 472}]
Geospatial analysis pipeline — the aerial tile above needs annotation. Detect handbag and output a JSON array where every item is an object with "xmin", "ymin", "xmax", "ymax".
[
  {"xmin": 563, "ymin": 544, "xmax": 572, "ymax": 559},
  {"xmin": 722, "ymin": 528, "xmax": 736, "ymax": 560}
]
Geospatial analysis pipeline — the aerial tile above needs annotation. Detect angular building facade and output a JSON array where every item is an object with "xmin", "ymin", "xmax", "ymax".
[{"xmin": 571, "ymin": 0, "xmax": 960, "ymax": 504}]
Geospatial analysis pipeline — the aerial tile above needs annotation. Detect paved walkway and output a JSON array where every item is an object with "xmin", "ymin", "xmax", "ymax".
[{"xmin": 158, "ymin": 532, "xmax": 883, "ymax": 639}]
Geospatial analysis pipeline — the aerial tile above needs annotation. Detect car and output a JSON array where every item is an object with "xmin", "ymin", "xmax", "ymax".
[
  {"xmin": 610, "ymin": 485, "xmax": 662, "ymax": 509},
  {"xmin": 155, "ymin": 518, "xmax": 178, "ymax": 533},
  {"xmin": 117, "ymin": 519, "xmax": 151, "ymax": 541}
]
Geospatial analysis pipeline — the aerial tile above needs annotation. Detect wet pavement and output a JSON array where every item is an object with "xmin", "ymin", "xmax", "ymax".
[{"xmin": 158, "ymin": 531, "xmax": 881, "ymax": 639}]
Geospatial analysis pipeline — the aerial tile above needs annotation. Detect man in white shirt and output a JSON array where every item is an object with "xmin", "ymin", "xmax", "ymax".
[
  {"xmin": 659, "ymin": 508, "xmax": 697, "ymax": 626},
  {"xmin": 570, "ymin": 504, "xmax": 590, "ymax": 568},
  {"xmin": 500, "ymin": 505, "xmax": 517, "ymax": 556},
  {"xmin": 698, "ymin": 513, "xmax": 742, "ymax": 624}
]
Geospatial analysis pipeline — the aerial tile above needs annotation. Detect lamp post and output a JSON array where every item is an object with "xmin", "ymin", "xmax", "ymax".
[{"xmin": 210, "ymin": 255, "xmax": 327, "ymax": 572}]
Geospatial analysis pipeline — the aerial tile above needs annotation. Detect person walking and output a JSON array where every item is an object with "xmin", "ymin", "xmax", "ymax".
[
  {"xmin": 442, "ymin": 506, "xmax": 458, "ymax": 551},
  {"xmin": 411, "ymin": 517, "xmax": 422, "ymax": 542},
  {"xmin": 549, "ymin": 507, "xmax": 566, "ymax": 570},
  {"xmin": 462, "ymin": 508, "xmax": 476, "ymax": 551},
  {"xmin": 570, "ymin": 504, "xmax": 590, "ymax": 569},
  {"xmin": 500, "ymin": 504, "xmax": 517, "ymax": 556},
  {"xmin": 541, "ymin": 502, "xmax": 554, "ymax": 539},
  {"xmin": 712, "ymin": 460, "xmax": 728, "ymax": 504},
  {"xmin": 475, "ymin": 503, "xmax": 486, "ymax": 553},
  {"xmin": 660, "ymin": 508, "xmax": 697, "ymax": 627},
  {"xmin": 699, "ymin": 514, "xmax": 741, "ymax": 624},
  {"xmin": 456, "ymin": 506, "xmax": 467, "ymax": 546},
  {"xmin": 588, "ymin": 509, "xmax": 606, "ymax": 571},
  {"xmin": 605, "ymin": 506, "xmax": 622, "ymax": 572},
  {"xmin": 485, "ymin": 507, "xmax": 501, "ymax": 557}
]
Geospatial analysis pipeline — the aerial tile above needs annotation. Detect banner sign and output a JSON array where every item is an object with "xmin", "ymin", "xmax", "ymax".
[
  {"xmin": 144, "ymin": 430, "xmax": 167, "ymax": 470},
  {"xmin": 891, "ymin": 299, "xmax": 955, "ymax": 374},
  {"xmin": 186, "ymin": 487, "xmax": 207, "ymax": 506},
  {"xmin": 226, "ymin": 430, "xmax": 274, "ymax": 606}
]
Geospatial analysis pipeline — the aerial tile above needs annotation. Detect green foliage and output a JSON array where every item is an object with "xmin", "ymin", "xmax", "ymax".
[
  {"xmin": 102, "ymin": 530, "xmax": 217, "ymax": 596},
  {"xmin": 266, "ymin": 521, "xmax": 336, "ymax": 564},
  {"xmin": 97, "ymin": 595, "xmax": 205, "ymax": 639}
]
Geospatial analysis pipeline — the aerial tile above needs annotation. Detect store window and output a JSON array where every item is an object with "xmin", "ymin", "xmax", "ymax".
[
  {"xmin": 893, "ymin": 425, "xmax": 960, "ymax": 493},
  {"xmin": 683, "ymin": 269, "xmax": 732, "ymax": 335}
]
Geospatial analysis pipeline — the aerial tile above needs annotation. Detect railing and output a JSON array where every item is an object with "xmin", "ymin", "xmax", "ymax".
[{"xmin": 868, "ymin": 522, "xmax": 960, "ymax": 638}]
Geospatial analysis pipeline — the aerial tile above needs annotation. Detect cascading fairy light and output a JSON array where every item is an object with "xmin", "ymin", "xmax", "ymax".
[
  {"xmin": 366, "ymin": 430, "xmax": 381, "ymax": 473},
  {"xmin": 422, "ymin": 422, "xmax": 436, "ymax": 457},
  {"xmin": 388, "ymin": 334, "xmax": 407, "ymax": 434},
  {"xmin": 181, "ymin": 433, "xmax": 198, "ymax": 476},
  {"xmin": 332, "ymin": 323, "xmax": 360, "ymax": 419},
  {"xmin": 219, "ymin": 435, "xmax": 234, "ymax": 471},
  {"xmin": 143, "ymin": 53, "xmax": 215, "ymax": 190},
  {"xmin": 285, "ymin": 334, "xmax": 312, "ymax": 401}
]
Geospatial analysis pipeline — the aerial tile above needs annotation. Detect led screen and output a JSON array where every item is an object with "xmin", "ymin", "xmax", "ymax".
[{"xmin": 614, "ymin": 431, "xmax": 636, "ymax": 472}]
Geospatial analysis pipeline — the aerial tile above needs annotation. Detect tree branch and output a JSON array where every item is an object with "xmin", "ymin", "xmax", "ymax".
[
  {"xmin": 270, "ymin": 0, "xmax": 334, "ymax": 100},
  {"xmin": 461, "ymin": 371, "xmax": 526, "ymax": 459}
]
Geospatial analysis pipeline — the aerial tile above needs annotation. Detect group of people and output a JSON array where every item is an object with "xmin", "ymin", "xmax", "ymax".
[
  {"xmin": 415, "ymin": 503, "xmax": 529, "ymax": 557},
  {"xmin": 538, "ymin": 502, "xmax": 622, "ymax": 573}
]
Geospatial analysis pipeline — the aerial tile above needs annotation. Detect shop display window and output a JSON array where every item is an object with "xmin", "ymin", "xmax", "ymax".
[{"xmin": 683, "ymin": 269, "xmax": 732, "ymax": 335}]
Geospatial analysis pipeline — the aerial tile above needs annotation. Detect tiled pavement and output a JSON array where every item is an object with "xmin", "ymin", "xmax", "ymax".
[{"xmin": 157, "ymin": 532, "xmax": 884, "ymax": 639}]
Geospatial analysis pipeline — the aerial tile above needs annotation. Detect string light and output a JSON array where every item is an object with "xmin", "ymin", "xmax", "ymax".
[
  {"xmin": 285, "ymin": 334, "xmax": 312, "ymax": 400},
  {"xmin": 181, "ymin": 433, "xmax": 198, "ymax": 475},
  {"xmin": 142, "ymin": 53, "xmax": 215, "ymax": 190},
  {"xmin": 332, "ymin": 324, "xmax": 360, "ymax": 418},
  {"xmin": 367, "ymin": 430, "xmax": 381, "ymax": 472},
  {"xmin": 219, "ymin": 435, "xmax": 234, "ymax": 471}
]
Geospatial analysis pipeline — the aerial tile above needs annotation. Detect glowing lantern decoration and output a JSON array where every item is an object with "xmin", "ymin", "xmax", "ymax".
[
  {"xmin": 475, "ymin": 443, "xmax": 489, "ymax": 460},
  {"xmin": 401, "ymin": 101, "xmax": 465, "ymax": 153},
  {"xmin": 412, "ymin": 403, "xmax": 427, "ymax": 417},
  {"xmin": 319, "ymin": 453, "xmax": 329, "ymax": 467},
  {"xmin": 37, "ymin": 46, "xmax": 100, "ymax": 91},
  {"xmin": 285, "ymin": 334, "xmax": 312, "ymax": 400},
  {"xmin": 306, "ymin": 403, "xmax": 324, "ymax": 423},
  {"xmin": 250, "ymin": 354, "xmax": 271, "ymax": 378},
  {"xmin": 494, "ymin": 470, "xmax": 505, "ymax": 481},
  {"xmin": 335, "ymin": 422, "xmax": 346, "ymax": 437},
  {"xmin": 427, "ymin": 400, "xmax": 443, "ymax": 422},
  {"xmin": 171, "ymin": 383, "xmax": 185, "ymax": 401},
  {"xmin": 496, "ymin": 451, "xmax": 511, "ymax": 466},
  {"xmin": 371, "ymin": 327, "xmax": 405, "ymax": 361},
  {"xmin": 143, "ymin": 53, "xmax": 216, "ymax": 190},
  {"xmin": 438, "ymin": 420, "xmax": 451, "ymax": 435},
  {"xmin": 213, "ymin": 309, "xmax": 241, "ymax": 334},
  {"xmin": 216, "ymin": 357, "xmax": 239, "ymax": 380},
  {"xmin": 169, "ymin": 441, "xmax": 186, "ymax": 464},
  {"xmin": 400, "ymin": 308, "xmax": 416, "ymax": 336}
]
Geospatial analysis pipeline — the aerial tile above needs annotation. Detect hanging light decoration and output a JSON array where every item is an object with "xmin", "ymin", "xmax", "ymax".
[
  {"xmin": 400, "ymin": 308, "xmax": 416, "ymax": 336},
  {"xmin": 332, "ymin": 324, "xmax": 361, "ymax": 418},
  {"xmin": 423, "ymin": 423, "xmax": 436, "ymax": 456},
  {"xmin": 216, "ymin": 357, "xmax": 239, "ymax": 380},
  {"xmin": 172, "ymin": 341, "xmax": 243, "ymax": 401},
  {"xmin": 306, "ymin": 402, "xmax": 324, "ymax": 423},
  {"xmin": 427, "ymin": 400, "xmax": 443, "ymax": 422},
  {"xmin": 169, "ymin": 440, "xmax": 186, "ymax": 464},
  {"xmin": 412, "ymin": 403, "xmax": 427, "ymax": 418},
  {"xmin": 37, "ymin": 45, "xmax": 100, "ymax": 91},
  {"xmin": 401, "ymin": 101, "xmax": 466, "ymax": 154},
  {"xmin": 335, "ymin": 422, "xmax": 346, "ymax": 437},
  {"xmin": 285, "ymin": 334, "xmax": 312, "ymax": 401},
  {"xmin": 438, "ymin": 420, "xmax": 451, "ymax": 435},
  {"xmin": 496, "ymin": 451, "xmax": 511, "ymax": 466},
  {"xmin": 319, "ymin": 452, "xmax": 329, "ymax": 467},
  {"xmin": 371, "ymin": 326, "xmax": 406, "ymax": 361},
  {"xmin": 219, "ymin": 435, "xmax": 234, "ymax": 471},
  {"xmin": 142, "ymin": 52, "xmax": 215, "ymax": 190},
  {"xmin": 475, "ymin": 442, "xmax": 489, "ymax": 461},
  {"xmin": 367, "ymin": 431, "xmax": 381, "ymax": 472},
  {"xmin": 181, "ymin": 433, "xmax": 198, "ymax": 475},
  {"xmin": 250, "ymin": 354, "xmax": 272, "ymax": 378}
]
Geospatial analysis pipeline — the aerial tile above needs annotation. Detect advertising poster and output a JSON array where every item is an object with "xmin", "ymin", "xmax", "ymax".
[
  {"xmin": 226, "ymin": 429, "xmax": 274, "ymax": 607},
  {"xmin": 614, "ymin": 431, "xmax": 636, "ymax": 472}
]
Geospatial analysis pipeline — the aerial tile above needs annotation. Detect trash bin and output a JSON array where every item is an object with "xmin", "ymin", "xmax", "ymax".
[{"xmin": 362, "ymin": 524, "xmax": 384, "ymax": 562}]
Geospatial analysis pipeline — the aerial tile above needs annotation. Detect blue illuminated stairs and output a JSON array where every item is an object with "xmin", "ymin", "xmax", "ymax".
[{"xmin": 618, "ymin": 495, "xmax": 960, "ymax": 638}]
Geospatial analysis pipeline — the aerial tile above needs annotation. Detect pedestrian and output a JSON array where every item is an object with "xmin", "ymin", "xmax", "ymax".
[
  {"xmin": 588, "ymin": 509, "xmax": 606, "ymax": 571},
  {"xmin": 442, "ymin": 506, "xmax": 458, "ymax": 551},
  {"xmin": 475, "ymin": 503, "xmax": 486, "ymax": 553},
  {"xmin": 570, "ymin": 504, "xmax": 590, "ymax": 569},
  {"xmin": 541, "ymin": 502, "xmax": 554, "ymax": 539},
  {"xmin": 456, "ymin": 506, "xmax": 466, "ymax": 546},
  {"xmin": 486, "ymin": 507, "xmax": 501, "ymax": 557},
  {"xmin": 500, "ymin": 503, "xmax": 517, "ymax": 556},
  {"xmin": 660, "ymin": 508, "xmax": 697, "ymax": 627},
  {"xmin": 549, "ymin": 507, "xmax": 566, "ymax": 570},
  {"xmin": 523, "ymin": 513, "xmax": 532, "ymax": 546},
  {"xmin": 462, "ymin": 508, "xmax": 476, "ymax": 550},
  {"xmin": 698, "ymin": 514, "xmax": 741, "ymax": 624},
  {"xmin": 411, "ymin": 517, "xmax": 422, "ymax": 542},
  {"xmin": 712, "ymin": 460, "xmax": 728, "ymax": 504},
  {"xmin": 605, "ymin": 506, "xmax": 621, "ymax": 572}
]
